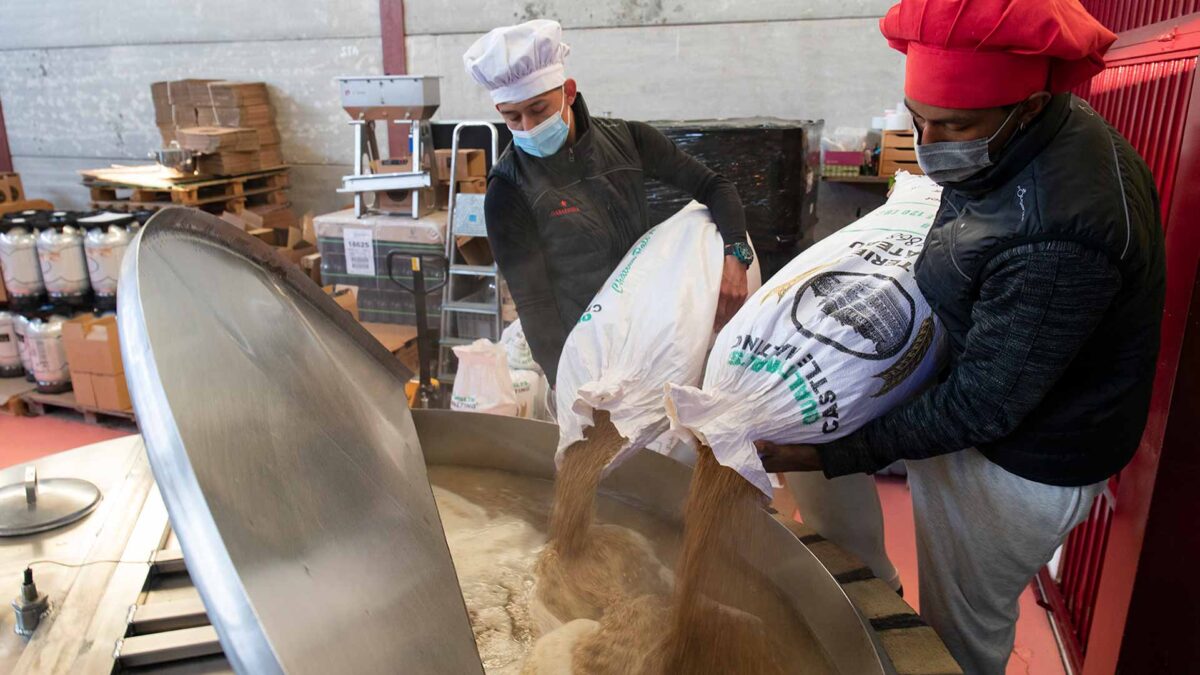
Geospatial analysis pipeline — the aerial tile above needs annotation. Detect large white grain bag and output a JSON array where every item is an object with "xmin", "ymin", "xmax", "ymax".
[
  {"xmin": 554, "ymin": 202, "xmax": 761, "ymax": 468},
  {"xmin": 666, "ymin": 173, "xmax": 946, "ymax": 496},
  {"xmin": 452, "ymin": 339, "xmax": 520, "ymax": 416}
]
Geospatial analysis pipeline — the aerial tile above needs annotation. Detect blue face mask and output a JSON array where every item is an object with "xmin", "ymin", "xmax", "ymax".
[
  {"xmin": 915, "ymin": 105, "xmax": 1023, "ymax": 184},
  {"xmin": 512, "ymin": 91, "xmax": 572, "ymax": 158}
]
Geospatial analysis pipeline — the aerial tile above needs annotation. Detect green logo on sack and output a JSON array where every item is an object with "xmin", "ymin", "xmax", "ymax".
[
  {"xmin": 578, "ymin": 303, "xmax": 602, "ymax": 324},
  {"xmin": 610, "ymin": 231, "xmax": 655, "ymax": 294}
]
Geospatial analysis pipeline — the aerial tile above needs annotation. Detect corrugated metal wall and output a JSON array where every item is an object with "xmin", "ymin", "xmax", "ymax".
[
  {"xmin": 1089, "ymin": 55, "xmax": 1198, "ymax": 218},
  {"xmin": 1082, "ymin": 0, "xmax": 1200, "ymax": 32}
]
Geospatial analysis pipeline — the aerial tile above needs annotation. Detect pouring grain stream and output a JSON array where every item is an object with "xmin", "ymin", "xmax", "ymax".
[{"xmin": 537, "ymin": 410, "xmax": 799, "ymax": 673}]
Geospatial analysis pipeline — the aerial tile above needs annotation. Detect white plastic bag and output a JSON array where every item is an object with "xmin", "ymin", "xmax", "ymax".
[
  {"xmin": 665, "ymin": 173, "xmax": 946, "ymax": 496},
  {"xmin": 451, "ymin": 339, "xmax": 520, "ymax": 416},
  {"xmin": 554, "ymin": 202, "xmax": 762, "ymax": 469},
  {"xmin": 501, "ymin": 319, "xmax": 540, "ymax": 373},
  {"xmin": 510, "ymin": 368, "xmax": 547, "ymax": 419}
]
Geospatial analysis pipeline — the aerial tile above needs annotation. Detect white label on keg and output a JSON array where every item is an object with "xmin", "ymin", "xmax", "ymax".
[{"xmin": 343, "ymin": 228, "xmax": 375, "ymax": 277}]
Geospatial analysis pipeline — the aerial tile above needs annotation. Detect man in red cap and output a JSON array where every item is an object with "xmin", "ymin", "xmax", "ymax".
[{"xmin": 756, "ymin": 1, "xmax": 1166, "ymax": 672}]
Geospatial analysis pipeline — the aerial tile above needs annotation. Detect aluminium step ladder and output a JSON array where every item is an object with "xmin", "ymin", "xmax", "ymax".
[{"xmin": 437, "ymin": 122, "xmax": 504, "ymax": 384}]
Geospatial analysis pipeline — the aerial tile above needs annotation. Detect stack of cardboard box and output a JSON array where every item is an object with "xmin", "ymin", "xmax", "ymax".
[
  {"xmin": 433, "ymin": 149, "xmax": 487, "ymax": 208},
  {"xmin": 151, "ymin": 80, "xmax": 285, "ymax": 175},
  {"xmin": 63, "ymin": 315, "xmax": 131, "ymax": 412}
]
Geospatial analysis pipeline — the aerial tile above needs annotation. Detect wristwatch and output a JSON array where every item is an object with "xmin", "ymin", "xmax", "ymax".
[{"xmin": 724, "ymin": 241, "xmax": 754, "ymax": 267}]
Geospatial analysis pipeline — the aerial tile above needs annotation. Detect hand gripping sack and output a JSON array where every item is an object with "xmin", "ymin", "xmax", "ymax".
[
  {"xmin": 555, "ymin": 202, "xmax": 761, "ymax": 469},
  {"xmin": 666, "ymin": 173, "xmax": 947, "ymax": 496},
  {"xmin": 451, "ymin": 339, "xmax": 520, "ymax": 416}
]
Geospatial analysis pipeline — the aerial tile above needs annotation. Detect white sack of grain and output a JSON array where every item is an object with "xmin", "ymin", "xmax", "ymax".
[
  {"xmin": 554, "ymin": 202, "xmax": 762, "ymax": 469},
  {"xmin": 666, "ymin": 173, "xmax": 947, "ymax": 496}
]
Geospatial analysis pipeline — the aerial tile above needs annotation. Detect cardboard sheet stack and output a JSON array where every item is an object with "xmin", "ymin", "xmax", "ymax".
[{"xmin": 151, "ymin": 80, "xmax": 285, "ymax": 175}]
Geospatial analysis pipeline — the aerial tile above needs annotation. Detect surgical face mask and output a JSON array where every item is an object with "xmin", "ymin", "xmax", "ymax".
[
  {"xmin": 512, "ymin": 90, "xmax": 572, "ymax": 158},
  {"xmin": 915, "ymin": 105, "xmax": 1023, "ymax": 184}
]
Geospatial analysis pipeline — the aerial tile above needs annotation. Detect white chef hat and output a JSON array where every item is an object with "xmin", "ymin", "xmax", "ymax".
[{"xmin": 463, "ymin": 19, "xmax": 571, "ymax": 104}]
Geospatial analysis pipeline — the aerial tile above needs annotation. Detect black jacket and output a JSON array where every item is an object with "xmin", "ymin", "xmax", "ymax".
[
  {"xmin": 486, "ymin": 94, "xmax": 747, "ymax": 383},
  {"xmin": 821, "ymin": 95, "xmax": 1166, "ymax": 487}
]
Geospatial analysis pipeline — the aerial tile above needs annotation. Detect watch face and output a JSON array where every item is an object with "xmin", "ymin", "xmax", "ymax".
[{"xmin": 734, "ymin": 242, "xmax": 754, "ymax": 264}]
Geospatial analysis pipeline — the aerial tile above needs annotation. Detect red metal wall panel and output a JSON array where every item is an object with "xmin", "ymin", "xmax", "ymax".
[
  {"xmin": 379, "ymin": 0, "xmax": 409, "ymax": 159},
  {"xmin": 1082, "ymin": 0, "xmax": 1200, "ymax": 33},
  {"xmin": 1055, "ymin": 13, "xmax": 1200, "ymax": 674},
  {"xmin": 0, "ymin": 98, "xmax": 11, "ymax": 174},
  {"xmin": 1088, "ymin": 56, "xmax": 1197, "ymax": 225}
]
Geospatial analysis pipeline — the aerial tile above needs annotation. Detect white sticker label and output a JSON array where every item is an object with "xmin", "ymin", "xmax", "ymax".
[{"xmin": 343, "ymin": 228, "xmax": 375, "ymax": 277}]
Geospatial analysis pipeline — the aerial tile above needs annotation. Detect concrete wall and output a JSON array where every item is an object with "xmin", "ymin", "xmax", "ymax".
[
  {"xmin": 0, "ymin": 1, "xmax": 904, "ymax": 223},
  {"xmin": 0, "ymin": 0, "xmax": 383, "ymax": 215}
]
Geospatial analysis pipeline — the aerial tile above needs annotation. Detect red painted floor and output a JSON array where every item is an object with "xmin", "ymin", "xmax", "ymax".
[
  {"xmin": 0, "ymin": 413, "xmax": 134, "ymax": 469},
  {"xmin": 874, "ymin": 476, "xmax": 1066, "ymax": 675},
  {"xmin": 3, "ymin": 414, "xmax": 1063, "ymax": 673}
]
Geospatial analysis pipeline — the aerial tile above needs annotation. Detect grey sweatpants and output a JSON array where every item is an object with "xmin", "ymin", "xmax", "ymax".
[
  {"xmin": 786, "ymin": 472, "xmax": 901, "ymax": 591},
  {"xmin": 908, "ymin": 449, "xmax": 1104, "ymax": 675}
]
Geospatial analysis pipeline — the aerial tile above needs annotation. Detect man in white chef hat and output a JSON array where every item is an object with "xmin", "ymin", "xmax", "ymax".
[
  {"xmin": 463, "ymin": 19, "xmax": 753, "ymax": 386},
  {"xmin": 464, "ymin": 20, "xmax": 905, "ymax": 600}
]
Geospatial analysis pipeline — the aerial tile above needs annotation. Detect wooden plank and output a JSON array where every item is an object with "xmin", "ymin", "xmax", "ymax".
[
  {"xmin": 12, "ymin": 448, "xmax": 167, "ymax": 673},
  {"xmin": 115, "ymin": 625, "xmax": 222, "ymax": 668},
  {"xmin": 129, "ymin": 598, "xmax": 210, "ymax": 634}
]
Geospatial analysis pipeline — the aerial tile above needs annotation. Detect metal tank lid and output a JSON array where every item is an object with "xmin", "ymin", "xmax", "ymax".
[{"xmin": 117, "ymin": 208, "xmax": 483, "ymax": 675}]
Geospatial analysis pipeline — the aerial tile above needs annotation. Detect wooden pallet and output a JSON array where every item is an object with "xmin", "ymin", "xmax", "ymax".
[
  {"xmin": 21, "ymin": 389, "xmax": 138, "ymax": 427},
  {"xmin": 0, "ymin": 377, "xmax": 34, "ymax": 415},
  {"xmin": 83, "ymin": 165, "xmax": 289, "ymax": 213}
]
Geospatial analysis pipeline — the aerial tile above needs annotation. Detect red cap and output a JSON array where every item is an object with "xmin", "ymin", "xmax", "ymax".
[{"xmin": 881, "ymin": 0, "xmax": 1117, "ymax": 109}]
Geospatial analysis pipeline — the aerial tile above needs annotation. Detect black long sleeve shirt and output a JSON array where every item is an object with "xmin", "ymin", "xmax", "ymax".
[
  {"xmin": 818, "ymin": 240, "xmax": 1122, "ymax": 477},
  {"xmin": 485, "ymin": 118, "xmax": 746, "ymax": 383}
]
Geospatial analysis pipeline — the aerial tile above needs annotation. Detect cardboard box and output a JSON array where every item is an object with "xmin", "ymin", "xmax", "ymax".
[
  {"xmin": 324, "ymin": 285, "xmax": 360, "ymax": 320},
  {"xmin": 92, "ymin": 373, "xmax": 132, "ymax": 411},
  {"xmin": 455, "ymin": 236, "xmax": 494, "ymax": 266},
  {"xmin": 0, "ymin": 172, "xmax": 24, "ymax": 204},
  {"xmin": 253, "ymin": 125, "xmax": 282, "ymax": 146},
  {"xmin": 150, "ymin": 81, "xmax": 170, "ymax": 106},
  {"xmin": 196, "ymin": 106, "xmax": 218, "ymax": 127},
  {"xmin": 153, "ymin": 99, "xmax": 175, "ymax": 126},
  {"xmin": 167, "ymin": 79, "xmax": 216, "ymax": 105},
  {"xmin": 74, "ymin": 372, "xmax": 131, "ymax": 411},
  {"xmin": 458, "ymin": 177, "xmax": 486, "ymax": 194},
  {"xmin": 435, "ymin": 177, "xmax": 487, "ymax": 210},
  {"xmin": 196, "ymin": 150, "xmax": 262, "ymax": 176},
  {"xmin": 207, "ymin": 81, "xmax": 270, "ymax": 107},
  {"xmin": 176, "ymin": 126, "xmax": 260, "ymax": 153},
  {"xmin": 247, "ymin": 227, "xmax": 279, "ymax": 244},
  {"xmin": 246, "ymin": 203, "xmax": 297, "ymax": 229},
  {"xmin": 376, "ymin": 188, "xmax": 436, "ymax": 217},
  {"xmin": 258, "ymin": 143, "xmax": 284, "ymax": 168},
  {"xmin": 435, "ymin": 149, "xmax": 486, "ymax": 181},
  {"xmin": 72, "ymin": 371, "xmax": 97, "ymax": 408},
  {"xmin": 213, "ymin": 104, "xmax": 274, "ymax": 128},
  {"xmin": 63, "ymin": 314, "xmax": 123, "ymax": 376},
  {"xmin": 172, "ymin": 105, "xmax": 199, "ymax": 128}
]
